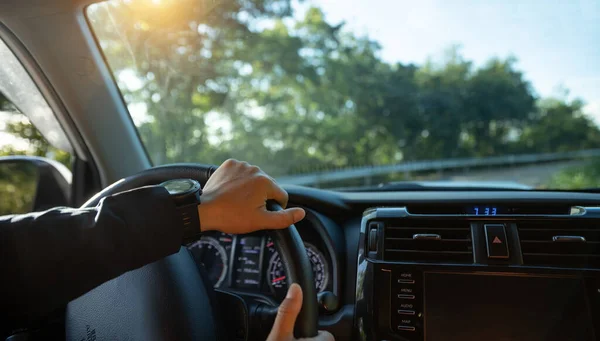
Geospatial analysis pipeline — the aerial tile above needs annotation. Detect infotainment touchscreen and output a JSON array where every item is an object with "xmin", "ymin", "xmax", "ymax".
[{"xmin": 424, "ymin": 273, "xmax": 594, "ymax": 341}]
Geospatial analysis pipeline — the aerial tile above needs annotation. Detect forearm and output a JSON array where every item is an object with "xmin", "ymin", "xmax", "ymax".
[{"xmin": 0, "ymin": 186, "xmax": 183, "ymax": 319}]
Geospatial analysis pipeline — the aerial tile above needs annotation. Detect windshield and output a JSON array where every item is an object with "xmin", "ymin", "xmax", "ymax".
[{"xmin": 86, "ymin": 0, "xmax": 600, "ymax": 190}]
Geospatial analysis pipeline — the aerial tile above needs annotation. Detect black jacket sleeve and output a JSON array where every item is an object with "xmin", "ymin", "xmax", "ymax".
[{"xmin": 0, "ymin": 185, "xmax": 184, "ymax": 321}]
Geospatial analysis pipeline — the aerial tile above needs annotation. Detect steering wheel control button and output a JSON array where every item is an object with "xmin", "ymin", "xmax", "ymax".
[
  {"xmin": 398, "ymin": 309, "xmax": 416, "ymax": 315},
  {"xmin": 485, "ymin": 224, "xmax": 510, "ymax": 259},
  {"xmin": 397, "ymin": 325, "xmax": 416, "ymax": 332}
]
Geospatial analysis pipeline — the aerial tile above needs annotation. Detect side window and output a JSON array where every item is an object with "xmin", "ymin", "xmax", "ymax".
[{"xmin": 0, "ymin": 39, "xmax": 73, "ymax": 215}]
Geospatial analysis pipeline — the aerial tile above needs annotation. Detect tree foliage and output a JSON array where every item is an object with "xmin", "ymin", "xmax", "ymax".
[
  {"xmin": 1, "ymin": 0, "xmax": 600, "ymax": 204},
  {"xmin": 86, "ymin": 0, "xmax": 600, "ymax": 179},
  {"xmin": 0, "ymin": 162, "xmax": 38, "ymax": 215}
]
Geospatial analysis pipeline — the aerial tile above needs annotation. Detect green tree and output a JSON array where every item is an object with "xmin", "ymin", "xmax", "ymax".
[
  {"xmin": 84, "ymin": 0, "xmax": 600, "ymax": 187},
  {"xmin": 463, "ymin": 57, "xmax": 536, "ymax": 156},
  {"xmin": 520, "ymin": 98, "xmax": 600, "ymax": 153}
]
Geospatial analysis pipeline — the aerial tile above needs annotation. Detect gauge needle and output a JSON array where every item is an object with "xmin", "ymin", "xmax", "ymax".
[{"xmin": 272, "ymin": 276, "xmax": 286, "ymax": 284}]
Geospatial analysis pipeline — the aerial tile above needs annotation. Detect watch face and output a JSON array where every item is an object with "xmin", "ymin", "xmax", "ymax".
[{"xmin": 162, "ymin": 179, "xmax": 197, "ymax": 195}]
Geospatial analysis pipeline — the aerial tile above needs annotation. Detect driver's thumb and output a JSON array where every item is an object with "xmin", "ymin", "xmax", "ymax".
[
  {"xmin": 261, "ymin": 208, "xmax": 306, "ymax": 230},
  {"xmin": 267, "ymin": 283, "xmax": 303, "ymax": 341}
]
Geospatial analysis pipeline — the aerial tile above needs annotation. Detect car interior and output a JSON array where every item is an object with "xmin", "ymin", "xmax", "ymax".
[{"xmin": 0, "ymin": 0, "xmax": 599, "ymax": 340}]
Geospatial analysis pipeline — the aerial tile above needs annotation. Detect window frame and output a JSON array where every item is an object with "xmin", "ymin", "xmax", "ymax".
[{"xmin": 0, "ymin": 21, "xmax": 101, "ymax": 207}]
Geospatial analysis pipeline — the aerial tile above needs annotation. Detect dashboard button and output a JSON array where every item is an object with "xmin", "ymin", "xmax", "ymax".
[
  {"xmin": 397, "ymin": 325, "xmax": 416, "ymax": 332},
  {"xmin": 397, "ymin": 294, "xmax": 415, "ymax": 299},
  {"xmin": 398, "ymin": 278, "xmax": 415, "ymax": 284},
  {"xmin": 485, "ymin": 224, "xmax": 509, "ymax": 259},
  {"xmin": 398, "ymin": 309, "xmax": 416, "ymax": 315}
]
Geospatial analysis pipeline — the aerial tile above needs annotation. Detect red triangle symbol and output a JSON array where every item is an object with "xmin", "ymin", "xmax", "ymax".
[{"xmin": 492, "ymin": 236, "xmax": 502, "ymax": 244}]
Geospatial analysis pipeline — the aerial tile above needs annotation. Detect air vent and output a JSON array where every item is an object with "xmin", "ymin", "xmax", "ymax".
[
  {"xmin": 383, "ymin": 219, "xmax": 473, "ymax": 263},
  {"xmin": 518, "ymin": 220, "xmax": 600, "ymax": 268}
]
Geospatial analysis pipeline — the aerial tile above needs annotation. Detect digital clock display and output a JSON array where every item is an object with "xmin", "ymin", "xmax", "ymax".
[{"xmin": 466, "ymin": 206, "xmax": 505, "ymax": 216}]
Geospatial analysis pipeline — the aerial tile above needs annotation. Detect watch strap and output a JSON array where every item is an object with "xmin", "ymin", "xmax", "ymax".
[{"xmin": 180, "ymin": 203, "xmax": 201, "ymax": 244}]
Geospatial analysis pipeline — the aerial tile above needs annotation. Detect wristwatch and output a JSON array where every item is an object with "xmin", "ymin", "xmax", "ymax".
[{"xmin": 159, "ymin": 178, "xmax": 202, "ymax": 244}]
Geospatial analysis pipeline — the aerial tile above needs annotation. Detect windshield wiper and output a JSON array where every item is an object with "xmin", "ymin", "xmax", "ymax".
[{"xmin": 333, "ymin": 180, "xmax": 533, "ymax": 192}]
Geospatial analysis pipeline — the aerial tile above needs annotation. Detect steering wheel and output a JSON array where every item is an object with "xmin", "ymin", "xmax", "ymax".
[{"xmin": 65, "ymin": 164, "xmax": 318, "ymax": 340}]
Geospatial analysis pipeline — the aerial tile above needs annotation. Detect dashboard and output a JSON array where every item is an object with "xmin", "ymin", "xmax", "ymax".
[
  {"xmin": 186, "ymin": 187, "xmax": 600, "ymax": 341},
  {"xmin": 185, "ymin": 209, "xmax": 338, "ymax": 301}
]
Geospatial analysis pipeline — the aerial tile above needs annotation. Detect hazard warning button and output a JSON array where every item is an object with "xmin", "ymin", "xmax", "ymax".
[{"xmin": 484, "ymin": 224, "xmax": 509, "ymax": 259}]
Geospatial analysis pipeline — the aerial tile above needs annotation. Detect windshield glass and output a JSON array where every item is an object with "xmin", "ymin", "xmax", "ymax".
[{"xmin": 87, "ymin": 0, "xmax": 600, "ymax": 190}]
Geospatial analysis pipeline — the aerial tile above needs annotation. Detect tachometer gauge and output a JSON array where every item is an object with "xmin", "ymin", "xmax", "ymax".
[
  {"xmin": 187, "ymin": 236, "xmax": 229, "ymax": 287},
  {"xmin": 266, "ymin": 239, "xmax": 329, "ymax": 298}
]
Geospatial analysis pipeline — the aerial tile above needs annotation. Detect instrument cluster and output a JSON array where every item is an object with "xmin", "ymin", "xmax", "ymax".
[{"xmin": 186, "ymin": 218, "xmax": 333, "ymax": 300}]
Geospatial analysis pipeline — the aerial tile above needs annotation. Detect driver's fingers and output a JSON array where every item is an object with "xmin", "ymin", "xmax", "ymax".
[
  {"xmin": 258, "ymin": 208, "xmax": 306, "ymax": 230},
  {"xmin": 267, "ymin": 283, "xmax": 303, "ymax": 341},
  {"xmin": 263, "ymin": 176, "xmax": 289, "ymax": 208}
]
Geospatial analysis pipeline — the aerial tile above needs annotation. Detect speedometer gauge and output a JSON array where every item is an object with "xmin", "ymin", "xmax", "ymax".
[
  {"xmin": 187, "ymin": 236, "xmax": 229, "ymax": 287},
  {"xmin": 266, "ymin": 239, "xmax": 329, "ymax": 298}
]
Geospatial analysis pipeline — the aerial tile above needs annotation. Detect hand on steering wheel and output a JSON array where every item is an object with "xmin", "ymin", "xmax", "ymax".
[
  {"xmin": 267, "ymin": 284, "xmax": 334, "ymax": 341},
  {"xmin": 200, "ymin": 159, "xmax": 332, "ymax": 340},
  {"xmin": 198, "ymin": 159, "xmax": 306, "ymax": 233},
  {"xmin": 68, "ymin": 160, "xmax": 324, "ymax": 340}
]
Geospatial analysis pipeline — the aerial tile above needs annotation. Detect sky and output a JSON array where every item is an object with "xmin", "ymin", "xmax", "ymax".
[{"xmin": 298, "ymin": 0, "xmax": 600, "ymax": 124}]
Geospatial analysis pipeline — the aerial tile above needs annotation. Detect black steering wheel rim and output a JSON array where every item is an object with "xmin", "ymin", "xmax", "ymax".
[{"xmin": 66, "ymin": 163, "xmax": 318, "ymax": 339}]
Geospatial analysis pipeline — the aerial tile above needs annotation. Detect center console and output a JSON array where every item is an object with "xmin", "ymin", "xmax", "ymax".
[{"xmin": 355, "ymin": 206, "xmax": 600, "ymax": 341}]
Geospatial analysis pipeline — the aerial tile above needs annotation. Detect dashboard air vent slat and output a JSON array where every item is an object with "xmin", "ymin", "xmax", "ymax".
[
  {"xmin": 384, "ymin": 219, "xmax": 473, "ymax": 263},
  {"xmin": 518, "ymin": 221, "xmax": 600, "ymax": 268}
]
